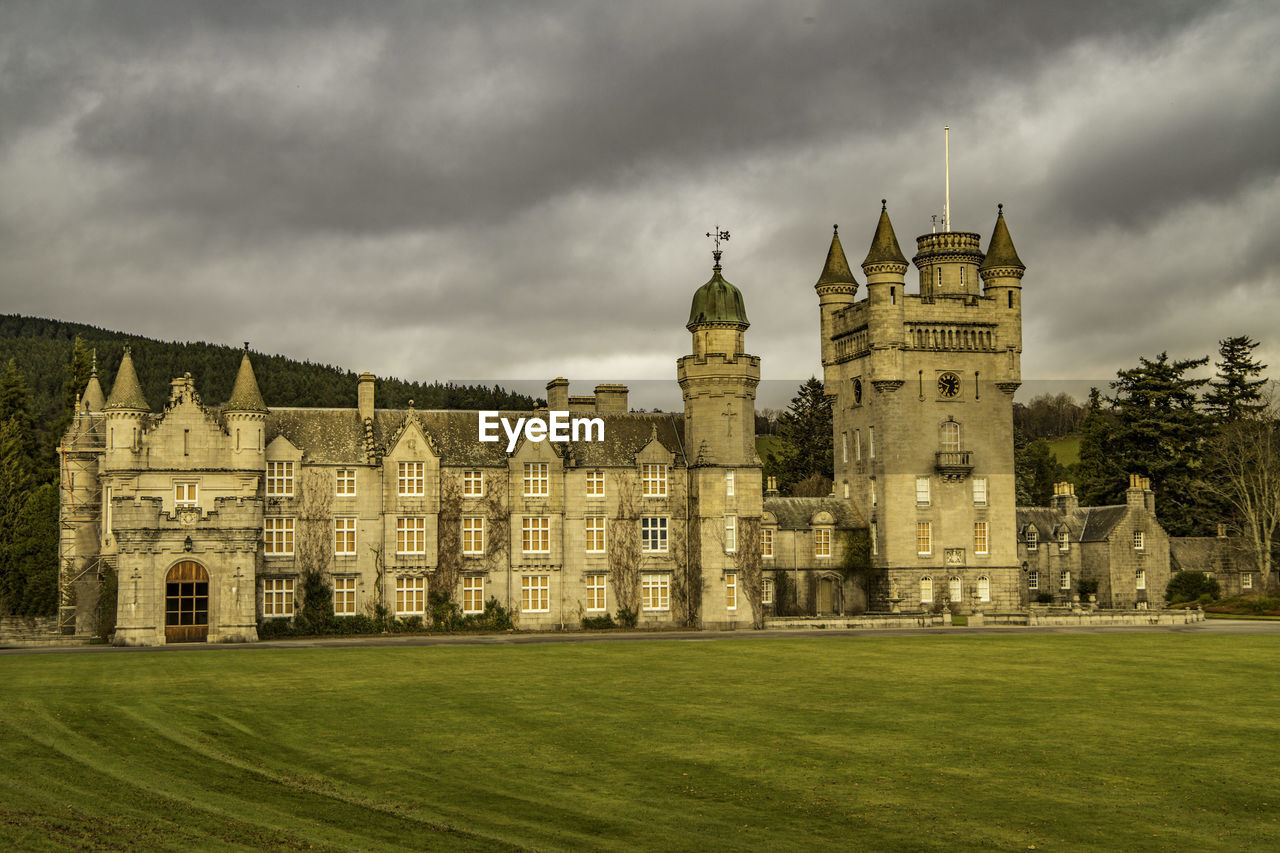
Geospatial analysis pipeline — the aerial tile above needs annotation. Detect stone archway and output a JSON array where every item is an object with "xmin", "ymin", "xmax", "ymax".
[{"xmin": 165, "ymin": 561, "xmax": 209, "ymax": 643}]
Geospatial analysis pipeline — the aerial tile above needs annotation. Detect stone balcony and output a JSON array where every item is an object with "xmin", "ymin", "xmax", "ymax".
[{"xmin": 935, "ymin": 450, "xmax": 973, "ymax": 481}]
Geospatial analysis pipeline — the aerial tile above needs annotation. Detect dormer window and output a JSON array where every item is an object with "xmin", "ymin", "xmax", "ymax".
[
  {"xmin": 1058, "ymin": 529, "xmax": 1070, "ymax": 553},
  {"xmin": 267, "ymin": 461, "xmax": 294, "ymax": 497},
  {"xmin": 1026, "ymin": 528, "xmax": 1039, "ymax": 551}
]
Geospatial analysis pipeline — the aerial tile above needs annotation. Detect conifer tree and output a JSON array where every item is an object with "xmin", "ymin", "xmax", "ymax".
[
  {"xmin": 1075, "ymin": 387, "xmax": 1122, "ymax": 507},
  {"xmin": 1203, "ymin": 335, "xmax": 1267, "ymax": 422},
  {"xmin": 1085, "ymin": 353, "xmax": 1212, "ymax": 535},
  {"xmin": 765, "ymin": 377, "xmax": 833, "ymax": 495}
]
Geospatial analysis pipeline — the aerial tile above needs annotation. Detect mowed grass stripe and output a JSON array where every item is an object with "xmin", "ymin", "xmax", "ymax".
[{"xmin": 2, "ymin": 635, "xmax": 1278, "ymax": 851}]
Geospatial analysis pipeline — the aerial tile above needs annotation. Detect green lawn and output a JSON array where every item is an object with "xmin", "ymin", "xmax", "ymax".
[
  {"xmin": 1046, "ymin": 434, "xmax": 1082, "ymax": 467},
  {"xmin": 3, "ymin": 635, "xmax": 1278, "ymax": 851}
]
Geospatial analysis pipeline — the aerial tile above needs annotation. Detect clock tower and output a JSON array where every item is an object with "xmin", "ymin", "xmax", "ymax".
[{"xmin": 817, "ymin": 202, "xmax": 1025, "ymax": 612}]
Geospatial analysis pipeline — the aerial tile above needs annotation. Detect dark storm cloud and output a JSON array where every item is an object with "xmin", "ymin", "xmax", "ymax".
[{"xmin": 0, "ymin": 0, "xmax": 1276, "ymax": 391}]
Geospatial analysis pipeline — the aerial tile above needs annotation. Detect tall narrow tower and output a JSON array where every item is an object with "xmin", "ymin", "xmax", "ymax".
[
  {"xmin": 677, "ymin": 236, "xmax": 762, "ymax": 627},
  {"xmin": 819, "ymin": 201, "xmax": 1025, "ymax": 612}
]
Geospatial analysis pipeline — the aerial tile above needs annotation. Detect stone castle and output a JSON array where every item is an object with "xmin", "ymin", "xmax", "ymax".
[{"xmin": 57, "ymin": 202, "xmax": 1176, "ymax": 644}]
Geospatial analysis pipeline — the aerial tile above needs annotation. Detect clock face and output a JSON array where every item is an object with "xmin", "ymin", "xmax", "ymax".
[
  {"xmin": 853, "ymin": 379, "xmax": 863, "ymax": 404},
  {"xmin": 937, "ymin": 372, "xmax": 961, "ymax": 398}
]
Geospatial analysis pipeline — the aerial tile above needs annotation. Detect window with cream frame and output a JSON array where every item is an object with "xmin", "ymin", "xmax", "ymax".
[
  {"xmin": 585, "ymin": 516, "xmax": 606, "ymax": 554},
  {"xmin": 726, "ymin": 470, "xmax": 735, "ymax": 496},
  {"xmin": 762, "ymin": 577, "xmax": 775, "ymax": 605},
  {"xmin": 398, "ymin": 461, "xmax": 425, "ymax": 497},
  {"xmin": 974, "ymin": 521, "xmax": 989, "ymax": 555},
  {"xmin": 916, "ymin": 476, "xmax": 931, "ymax": 506},
  {"xmin": 641, "ymin": 573, "xmax": 670, "ymax": 611},
  {"xmin": 396, "ymin": 576, "xmax": 425, "ymax": 615},
  {"xmin": 174, "ymin": 482, "xmax": 198, "ymax": 508},
  {"xmin": 1061, "ymin": 570, "xmax": 1072, "ymax": 591},
  {"xmin": 814, "ymin": 528, "xmax": 831, "ymax": 558},
  {"xmin": 335, "ymin": 468, "xmax": 356, "ymax": 496},
  {"xmin": 917, "ymin": 522, "xmax": 932, "ymax": 556},
  {"xmin": 462, "ymin": 576, "xmax": 484, "ymax": 614},
  {"xmin": 522, "ymin": 516, "xmax": 550, "ymax": 554},
  {"xmin": 1133, "ymin": 531, "xmax": 1145, "ymax": 551},
  {"xmin": 920, "ymin": 576, "xmax": 933, "ymax": 603},
  {"xmin": 977, "ymin": 575, "xmax": 990, "ymax": 603},
  {"xmin": 725, "ymin": 516, "xmax": 737, "ymax": 553},
  {"xmin": 523, "ymin": 462, "xmax": 549, "ymax": 497},
  {"xmin": 1135, "ymin": 569, "xmax": 1146, "ymax": 591},
  {"xmin": 462, "ymin": 517, "xmax": 484, "ymax": 555},
  {"xmin": 462, "ymin": 470, "xmax": 483, "ymax": 497},
  {"xmin": 973, "ymin": 477, "xmax": 988, "ymax": 506},
  {"xmin": 725, "ymin": 572, "xmax": 738, "ymax": 610},
  {"xmin": 521, "ymin": 575, "xmax": 549, "ymax": 612},
  {"xmin": 1058, "ymin": 529, "xmax": 1070, "ymax": 552},
  {"xmin": 1028, "ymin": 570, "xmax": 1039, "ymax": 590},
  {"xmin": 641, "ymin": 516, "xmax": 668, "ymax": 553},
  {"xmin": 334, "ymin": 518, "xmax": 357, "ymax": 556},
  {"xmin": 264, "ymin": 518, "xmax": 294, "ymax": 556},
  {"xmin": 396, "ymin": 517, "xmax": 426, "ymax": 555},
  {"xmin": 266, "ymin": 461, "xmax": 294, "ymax": 497},
  {"xmin": 586, "ymin": 575, "xmax": 606, "ymax": 612},
  {"xmin": 333, "ymin": 577, "xmax": 356, "ymax": 615},
  {"xmin": 263, "ymin": 577, "xmax": 295, "ymax": 617},
  {"xmin": 642, "ymin": 463, "xmax": 668, "ymax": 497},
  {"xmin": 585, "ymin": 470, "xmax": 605, "ymax": 497},
  {"xmin": 761, "ymin": 527, "xmax": 774, "ymax": 559}
]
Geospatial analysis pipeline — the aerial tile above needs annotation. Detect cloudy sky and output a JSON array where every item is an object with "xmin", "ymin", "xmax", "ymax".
[{"xmin": 2, "ymin": 0, "xmax": 1277, "ymax": 408}]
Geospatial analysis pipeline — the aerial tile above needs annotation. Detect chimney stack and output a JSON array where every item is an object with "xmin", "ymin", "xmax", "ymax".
[
  {"xmin": 358, "ymin": 372, "xmax": 376, "ymax": 421},
  {"xmin": 594, "ymin": 384, "xmax": 628, "ymax": 413},
  {"xmin": 546, "ymin": 377, "xmax": 569, "ymax": 411},
  {"xmin": 1050, "ymin": 481, "xmax": 1078, "ymax": 513}
]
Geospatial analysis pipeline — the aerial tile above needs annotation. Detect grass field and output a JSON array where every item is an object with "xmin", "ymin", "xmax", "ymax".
[
  {"xmin": 3, "ymin": 635, "xmax": 1279, "ymax": 851},
  {"xmin": 1045, "ymin": 434, "xmax": 1082, "ymax": 467}
]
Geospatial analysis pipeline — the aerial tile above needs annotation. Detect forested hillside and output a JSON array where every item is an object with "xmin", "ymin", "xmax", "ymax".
[{"xmin": 0, "ymin": 314, "xmax": 538, "ymax": 617}]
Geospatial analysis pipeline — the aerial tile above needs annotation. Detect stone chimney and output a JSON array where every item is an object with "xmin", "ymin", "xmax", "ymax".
[
  {"xmin": 765, "ymin": 475, "xmax": 779, "ymax": 497},
  {"xmin": 1050, "ymin": 481, "xmax": 1078, "ymax": 513},
  {"xmin": 1142, "ymin": 476, "xmax": 1155, "ymax": 513},
  {"xmin": 1125, "ymin": 473, "xmax": 1147, "ymax": 509},
  {"xmin": 358, "ymin": 372, "xmax": 376, "ymax": 421},
  {"xmin": 594, "ymin": 384, "xmax": 629, "ymax": 413},
  {"xmin": 546, "ymin": 377, "xmax": 569, "ymax": 411},
  {"xmin": 1217, "ymin": 522, "xmax": 1228, "ymax": 538}
]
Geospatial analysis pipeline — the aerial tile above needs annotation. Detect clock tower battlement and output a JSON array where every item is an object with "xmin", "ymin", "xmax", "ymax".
[{"xmin": 816, "ymin": 203, "xmax": 1025, "ymax": 612}]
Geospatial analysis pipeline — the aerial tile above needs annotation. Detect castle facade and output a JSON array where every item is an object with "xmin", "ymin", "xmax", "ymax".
[{"xmin": 60, "ymin": 201, "xmax": 1164, "ymax": 644}]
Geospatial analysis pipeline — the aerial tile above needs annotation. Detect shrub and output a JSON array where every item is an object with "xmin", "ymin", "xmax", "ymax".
[
  {"xmin": 462, "ymin": 597, "xmax": 514, "ymax": 631},
  {"xmin": 257, "ymin": 618, "xmax": 295, "ymax": 639},
  {"xmin": 616, "ymin": 606, "xmax": 638, "ymax": 628},
  {"xmin": 1035, "ymin": 592, "xmax": 1055, "ymax": 604},
  {"xmin": 1077, "ymin": 579, "xmax": 1099, "ymax": 600},
  {"xmin": 1165, "ymin": 571, "xmax": 1221, "ymax": 604},
  {"xmin": 581, "ymin": 613, "xmax": 616, "ymax": 630}
]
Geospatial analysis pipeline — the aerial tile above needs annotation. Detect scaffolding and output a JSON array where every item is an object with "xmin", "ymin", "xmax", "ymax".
[{"xmin": 57, "ymin": 421, "xmax": 105, "ymax": 635}]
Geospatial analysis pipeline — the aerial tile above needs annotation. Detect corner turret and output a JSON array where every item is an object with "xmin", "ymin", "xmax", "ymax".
[
  {"xmin": 815, "ymin": 225, "xmax": 858, "ymax": 369},
  {"xmin": 105, "ymin": 348, "xmax": 149, "ymax": 412},
  {"xmin": 81, "ymin": 359, "xmax": 106, "ymax": 413},
  {"xmin": 979, "ymin": 204, "xmax": 1026, "ymax": 359},
  {"xmin": 860, "ymin": 201, "xmax": 907, "ymax": 392},
  {"xmin": 223, "ymin": 345, "xmax": 267, "ymax": 468}
]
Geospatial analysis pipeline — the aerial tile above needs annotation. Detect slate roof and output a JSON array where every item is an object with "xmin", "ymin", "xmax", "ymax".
[
  {"xmin": 1017, "ymin": 504, "xmax": 1130, "ymax": 543},
  {"xmin": 264, "ymin": 408, "xmax": 686, "ymax": 467},
  {"xmin": 105, "ymin": 349, "xmax": 150, "ymax": 411},
  {"xmin": 979, "ymin": 206, "xmax": 1025, "ymax": 272},
  {"xmin": 815, "ymin": 226, "xmax": 858, "ymax": 288},
  {"xmin": 1169, "ymin": 538, "xmax": 1219, "ymax": 573},
  {"xmin": 861, "ymin": 202, "xmax": 908, "ymax": 268},
  {"xmin": 81, "ymin": 373, "xmax": 106, "ymax": 412},
  {"xmin": 225, "ymin": 353, "xmax": 268, "ymax": 413},
  {"xmin": 764, "ymin": 496, "xmax": 864, "ymax": 530}
]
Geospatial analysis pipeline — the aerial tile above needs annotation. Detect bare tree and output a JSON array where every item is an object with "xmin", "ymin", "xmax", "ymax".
[
  {"xmin": 294, "ymin": 469, "xmax": 334, "ymax": 626},
  {"xmin": 734, "ymin": 516, "xmax": 765, "ymax": 628},
  {"xmin": 436, "ymin": 476, "xmax": 463, "ymax": 604},
  {"xmin": 608, "ymin": 475, "xmax": 642, "ymax": 619},
  {"xmin": 1205, "ymin": 393, "xmax": 1280, "ymax": 592}
]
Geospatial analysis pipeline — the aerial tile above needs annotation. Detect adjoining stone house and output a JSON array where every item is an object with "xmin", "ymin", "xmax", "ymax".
[
  {"xmin": 760, "ymin": 492, "xmax": 865, "ymax": 615},
  {"xmin": 1169, "ymin": 525, "xmax": 1260, "ymax": 597},
  {"xmin": 1016, "ymin": 478, "xmax": 1171, "ymax": 608}
]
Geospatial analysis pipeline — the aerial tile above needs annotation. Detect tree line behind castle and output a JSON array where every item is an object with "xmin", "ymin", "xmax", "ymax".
[{"xmin": 0, "ymin": 316, "xmax": 1275, "ymax": 618}]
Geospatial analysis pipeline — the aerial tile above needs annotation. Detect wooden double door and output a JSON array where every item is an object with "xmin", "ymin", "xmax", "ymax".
[{"xmin": 165, "ymin": 561, "xmax": 209, "ymax": 643}]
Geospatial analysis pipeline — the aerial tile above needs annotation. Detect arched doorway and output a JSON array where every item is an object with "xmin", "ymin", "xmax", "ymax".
[
  {"xmin": 816, "ymin": 576, "xmax": 839, "ymax": 615},
  {"xmin": 165, "ymin": 561, "xmax": 209, "ymax": 643}
]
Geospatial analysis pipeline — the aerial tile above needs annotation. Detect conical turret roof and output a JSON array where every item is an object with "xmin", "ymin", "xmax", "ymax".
[
  {"xmin": 815, "ymin": 225, "xmax": 858, "ymax": 289},
  {"xmin": 225, "ymin": 351, "xmax": 268, "ymax": 413},
  {"xmin": 81, "ymin": 372, "xmax": 106, "ymax": 411},
  {"xmin": 105, "ymin": 348, "xmax": 150, "ymax": 411},
  {"xmin": 861, "ymin": 201, "xmax": 907, "ymax": 268},
  {"xmin": 687, "ymin": 262, "xmax": 750, "ymax": 329},
  {"xmin": 980, "ymin": 204, "xmax": 1025, "ymax": 271}
]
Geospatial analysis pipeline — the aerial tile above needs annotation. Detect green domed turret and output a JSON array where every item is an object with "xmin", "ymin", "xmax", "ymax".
[{"xmin": 687, "ymin": 261, "xmax": 749, "ymax": 330}]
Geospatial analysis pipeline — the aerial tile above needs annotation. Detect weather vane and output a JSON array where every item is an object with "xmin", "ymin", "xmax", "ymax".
[{"xmin": 706, "ymin": 226, "xmax": 730, "ymax": 264}]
